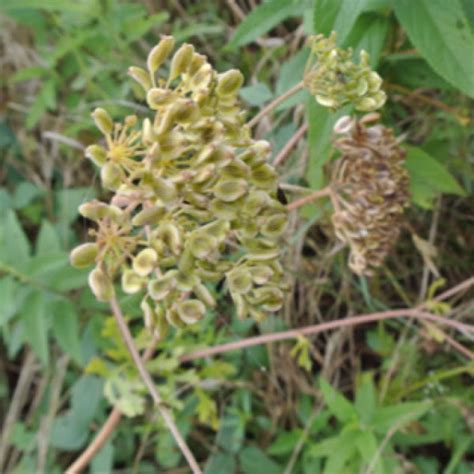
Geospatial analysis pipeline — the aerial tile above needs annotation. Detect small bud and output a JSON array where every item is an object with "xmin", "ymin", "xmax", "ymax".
[
  {"xmin": 153, "ymin": 176, "xmax": 177, "ymax": 203},
  {"xmin": 70, "ymin": 243, "xmax": 98, "ymax": 268},
  {"xmin": 132, "ymin": 206, "xmax": 166, "ymax": 226},
  {"xmin": 85, "ymin": 144, "xmax": 107, "ymax": 167},
  {"xmin": 128, "ymin": 66, "xmax": 152, "ymax": 91},
  {"xmin": 216, "ymin": 69, "xmax": 244, "ymax": 96},
  {"xmin": 232, "ymin": 293, "xmax": 248, "ymax": 320},
  {"xmin": 174, "ymin": 99, "xmax": 199, "ymax": 124},
  {"xmin": 91, "ymin": 108, "xmax": 113, "ymax": 135},
  {"xmin": 176, "ymin": 299, "xmax": 206, "ymax": 325},
  {"xmin": 132, "ymin": 248, "xmax": 158, "ymax": 276},
  {"xmin": 121, "ymin": 269, "xmax": 145, "ymax": 294},
  {"xmin": 88, "ymin": 267, "xmax": 114, "ymax": 302},
  {"xmin": 142, "ymin": 118, "xmax": 155, "ymax": 144},
  {"xmin": 169, "ymin": 43, "xmax": 194, "ymax": 82},
  {"xmin": 101, "ymin": 162, "xmax": 122, "ymax": 190},
  {"xmin": 147, "ymin": 36, "xmax": 175, "ymax": 74},
  {"xmin": 79, "ymin": 200, "xmax": 120, "ymax": 221}
]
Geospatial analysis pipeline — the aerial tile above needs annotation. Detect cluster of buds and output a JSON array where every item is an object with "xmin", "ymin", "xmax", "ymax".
[
  {"xmin": 70, "ymin": 36, "xmax": 287, "ymax": 335},
  {"xmin": 330, "ymin": 114, "xmax": 410, "ymax": 275},
  {"xmin": 304, "ymin": 32, "xmax": 386, "ymax": 112}
]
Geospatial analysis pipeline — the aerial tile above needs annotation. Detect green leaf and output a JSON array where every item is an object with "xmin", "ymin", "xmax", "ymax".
[
  {"xmin": 228, "ymin": 0, "xmax": 307, "ymax": 48},
  {"xmin": 90, "ymin": 441, "xmax": 114, "ymax": 474},
  {"xmin": 355, "ymin": 430, "xmax": 383, "ymax": 474},
  {"xmin": 394, "ymin": 0, "xmax": 474, "ymax": 97},
  {"xmin": 205, "ymin": 452, "xmax": 236, "ymax": 474},
  {"xmin": 50, "ymin": 299, "xmax": 82, "ymax": 363},
  {"xmin": 22, "ymin": 290, "xmax": 49, "ymax": 365},
  {"xmin": 268, "ymin": 430, "xmax": 302, "ymax": 455},
  {"xmin": 313, "ymin": 0, "xmax": 365, "ymax": 45},
  {"xmin": 355, "ymin": 373, "xmax": 377, "ymax": 425},
  {"xmin": 12, "ymin": 182, "xmax": 45, "ymax": 209},
  {"xmin": 319, "ymin": 378, "xmax": 357, "ymax": 424},
  {"xmin": 239, "ymin": 83, "xmax": 274, "ymax": 107},
  {"xmin": 0, "ymin": 210, "xmax": 31, "ymax": 268},
  {"xmin": 239, "ymin": 446, "xmax": 283, "ymax": 474},
  {"xmin": 372, "ymin": 401, "xmax": 432, "ymax": 433},
  {"xmin": 0, "ymin": 277, "xmax": 23, "ymax": 327},
  {"xmin": 404, "ymin": 146, "xmax": 466, "ymax": 209},
  {"xmin": 36, "ymin": 220, "xmax": 62, "ymax": 254}
]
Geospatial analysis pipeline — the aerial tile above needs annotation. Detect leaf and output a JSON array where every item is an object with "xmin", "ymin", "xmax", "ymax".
[
  {"xmin": 313, "ymin": 0, "xmax": 365, "ymax": 45},
  {"xmin": 205, "ymin": 452, "xmax": 236, "ymax": 474},
  {"xmin": 355, "ymin": 430, "xmax": 383, "ymax": 474},
  {"xmin": 21, "ymin": 290, "xmax": 49, "ymax": 365},
  {"xmin": 12, "ymin": 182, "xmax": 45, "ymax": 209},
  {"xmin": 50, "ymin": 299, "xmax": 82, "ymax": 363},
  {"xmin": 268, "ymin": 430, "xmax": 302, "ymax": 455},
  {"xmin": 228, "ymin": 0, "xmax": 307, "ymax": 49},
  {"xmin": 36, "ymin": 220, "xmax": 62, "ymax": 254},
  {"xmin": 239, "ymin": 446, "xmax": 283, "ymax": 474},
  {"xmin": 0, "ymin": 210, "xmax": 31, "ymax": 268},
  {"xmin": 394, "ymin": 0, "xmax": 474, "ymax": 97},
  {"xmin": 104, "ymin": 374, "xmax": 145, "ymax": 417},
  {"xmin": 372, "ymin": 401, "xmax": 432, "ymax": 433},
  {"xmin": 404, "ymin": 146, "xmax": 466, "ymax": 209},
  {"xmin": 319, "ymin": 378, "xmax": 357, "ymax": 424},
  {"xmin": 0, "ymin": 277, "xmax": 24, "ymax": 327},
  {"xmin": 90, "ymin": 441, "xmax": 114, "ymax": 474},
  {"xmin": 355, "ymin": 373, "xmax": 377, "ymax": 425},
  {"xmin": 239, "ymin": 83, "xmax": 274, "ymax": 107}
]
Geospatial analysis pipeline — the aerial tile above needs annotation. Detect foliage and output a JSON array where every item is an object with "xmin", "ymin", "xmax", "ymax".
[{"xmin": 0, "ymin": 1, "xmax": 473, "ymax": 473}]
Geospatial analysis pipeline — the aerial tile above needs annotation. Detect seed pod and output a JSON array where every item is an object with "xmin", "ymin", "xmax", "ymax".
[
  {"xmin": 261, "ymin": 213, "xmax": 287, "ymax": 238},
  {"xmin": 232, "ymin": 293, "xmax": 248, "ymax": 320},
  {"xmin": 128, "ymin": 66, "xmax": 152, "ymax": 91},
  {"xmin": 355, "ymin": 96, "xmax": 378, "ymax": 112},
  {"xmin": 91, "ymin": 108, "xmax": 113, "ymax": 135},
  {"xmin": 166, "ymin": 308, "xmax": 185, "ymax": 329},
  {"xmin": 214, "ymin": 179, "xmax": 248, "ymax": 202},
  {"xmin": 187, "ymin": 233, "xmax": 218, "ymax": 260},
  {"xmin": 250, "ymin": 164, "xmax": 277, "ymax": 189},
  {"xmin": 193, "ymin": 283, "xmax": 216, "ymax": 308},
  {"xmin": 227, "ymin": 268, "xmax": 252, "ymax": 294},
  {"xmin": 148, "ymin": 271, "xmax": 176, "ymax": 300},
  {"xmin": 132, "ymin": 206, "xmax": 166, "ymax": 226},
  {"xmin": 157, "ymin": 222, "xmax": 182, "ymax": 254},
  {"xmin": 174, "ymin": 99, "xmax": 199, "ymax": 124},
  {"xmin": 250, "ymin": 265, "xmax": 273, "ymax": 285},
  {"xmin": 70, "ymin": 243, "xmax": 98, "ymax": 268},
  {"xmin": 176, "ymin": 299, "xmax": 206, "ymax": 325},
  {"xmin": 88, "ymin": 267, "xmax": 114, "ymax": 302},
  {"xmin": 146, "ymin": 88, "xmax": 174, "ymax": 109},
  {"xmin": 121, "ymin": 269, "xmax": 145, "ymax": 294},
  {"xmin": 153, "ymin": 176, "xmax": 177, "ymax": 203},
  {"xmin": 101, "ymin": 162, "xmax": 122, "ymax": 191},
  {"xmin": 79, "ymin": 200, "xmax": 120, "ymax": 221},
  {"xmin": 132, "ymin": 248, "xmax": 158, "ymax": 276},
  {"xmin": 147, "ymin": 36, "xmax": 175, "ymax": 74},
  {"xmin": 85, "ymin": 144, "xmax": 107, "ymax": 167},
  {"xmin": 169, "ymin": 43, "xmax": 194, "ymax": 82},
  {"xmin": 175, "ymin": 271, "xmax": 199, "ymax": 291},
  {"xmin": 216, "ymin": 69, "xmax": 244, "ymax": 96}
]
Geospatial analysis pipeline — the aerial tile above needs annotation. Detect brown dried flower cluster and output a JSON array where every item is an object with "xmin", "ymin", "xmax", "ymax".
[
  {"xmin": 70, "ymin": 36, "xmax": 287, "ymax": 335},
  {"xmin": 330, "ymin": 114, "xmax": 410, "ymax": 275}
]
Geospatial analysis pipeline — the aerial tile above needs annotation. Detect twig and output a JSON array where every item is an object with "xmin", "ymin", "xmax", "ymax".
[
  {"xmin": 110, "ymin": 297, "xmax": 201, "ymax": 473},
  {"xmin": 287, "ymin": 186, "xmax": 331, "ymax": 211},
  {"xmin": 273, "ymin": 122, "xmax": 308, "ymax": 167},
  {"xmin": 247, "ymin": 81, "xmax": 304, "ymax": 128},
  {"xmin": 179, "ymin": 310, "xmax": 473, "ymax": 363}
]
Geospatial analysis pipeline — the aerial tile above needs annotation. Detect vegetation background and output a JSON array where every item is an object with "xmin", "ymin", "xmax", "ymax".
[{"xmin": 0, "ymin": 0, "xmax": 473, "ymax": 473}]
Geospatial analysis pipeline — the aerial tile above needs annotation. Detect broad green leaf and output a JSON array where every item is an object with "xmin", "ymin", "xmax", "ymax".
[
  {"xmin": 90, "ymin": 441, "xmax": 114, "ymax": 474},
  {"xmin": 0, "ymin": 210, "xmax": 30, "ymax": 268},
  {"xmin": 313, "ymin": 0, "xmax": 365, "ymax": 45},
  {"xmin": 205, "ymin": 452, "xmax": 236, "ymax": 474},
  {"xmin": 215, "ymin": 414, "xmax": 245, "ymax": 454},
  {"xmin": 355, "ymin": 430, "xmax": 383, "ymax": 474},
  {"xmin": 36, "ymin": 220, "xmax": 62, "ymax": 254},
  {"xmin": 228, "ymin": 0, "xmax": 308, "ymax": 48},
  {"xmin": 319, "ymin": 378, "xmax": 357, "ymax": 424},
  {"xmin": 12, "ymin": 182, "xmax": 45, "ymax": 209},
  {"xmin": 239, "ymin": 446, "xmax": 283, "ymax": 474},
  {"xmin": 320, "ymin": 431, "xmax": 358, "ymax": 473},
  {"xmin": 404, "ymin": 146, "xmax": 466, "ymax": 209},
  {"xmin": 21, "ymin": 290, "xmax": 49, "ymax": 365},
  {"xmin": 394, "ymin": 0, "xmax": 474, "ymax": 97},
  {"xmin": 372, "ymin": 401, "xmax": 432, "ymax": 433},
  {"xmin": 239, "ymin": 83, "xmax": 274, "ymax": 107},
  {"xmin": 268, "ymin": 430, "xmax": 302, "ymax": 455},
  {"xmin": 51, "ymin": 299, "xmax": 82, "ymax": 363},
  {"xmin": 343, "ymin": 13, "xmax": 389, "ymax": 68},
  {"xmin": 0, "ymin": 277, "xmax": 24, "ymax": 327}
]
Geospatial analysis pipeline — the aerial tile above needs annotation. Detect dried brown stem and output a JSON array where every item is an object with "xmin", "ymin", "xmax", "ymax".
[
  {"xmin": 180, "ymin": 309, "xmax": 473, "ymax": 363},
  {"xmin": 247, "ymin": 81, "xmax": 304, "ymax": 128},
  {"xmin": 273, "ymin": 122, "xmax": 308, "ymax": 167},
  {"xmin": 287, "ymin": 186, "xmax": 331, "ymax": 210}
]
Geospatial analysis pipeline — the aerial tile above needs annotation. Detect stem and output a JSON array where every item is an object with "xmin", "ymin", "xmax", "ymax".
[
  {"xmin": 247, "ymin": 81, "xmax": 304, "ymax": 128},
  {"xmin": 179, "ymin": 309, "xmax": 474, "ymax": 363},
  {"xmin": 273, "ymin": 122, "xmax": 308, "ymax": 167},
  {"xmin": 287, "ymin": 186, "xmax": 331, "ymax": 211},
  {"xmin": 109, "ymin": 297, "xmax": 202, "ymax": 474}
]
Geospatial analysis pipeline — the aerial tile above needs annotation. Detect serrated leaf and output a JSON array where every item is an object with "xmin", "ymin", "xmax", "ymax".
[
  {"xmin": 404, "ymin": 146, "xmax": 466, "ymax": 209},
  {"xmin": 372, "ymin": 401, "xmax": 432, "ymax": 433},
  {"xmin": 228, "ymin": 0, "xmax": 307, "ymax": 49},
  {"xmin": 394, "ymin": 0, "xmax": 474, "ymax": 97},
  {"xmin": 22, "ymin": 290, "xmax": 49, "ymax": 365},
  {"xmin": 50, "ymin": 299, "xmax": 82, "ymax": 363},
  {"xmin": 319, "ymin": 378, "xmax": 357, "ymax": 424},
  {"xmin": 313, "ymin": 0, "xmax": 365, "ymax": 45}
]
